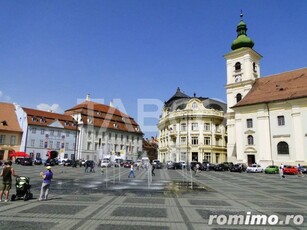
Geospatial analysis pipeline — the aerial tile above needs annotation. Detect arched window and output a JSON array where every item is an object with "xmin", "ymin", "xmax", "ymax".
[
  {"xmin": 247, "ymin": 135, "xmax": 254, "ymax": 145},
  {"xmin": 253, "ymin": 62, "xmax": 257, "ymax": 72},
  {"xmin": 235, "ymin": 62, "xmax": 241, "ymax": 71},
  {"xmin": 277, "ymin": 142, "xmax": 289, "ymax": 154},
  {"xmin": 236, "ymin": 93, "xmax": 242, "ymax": 103}
]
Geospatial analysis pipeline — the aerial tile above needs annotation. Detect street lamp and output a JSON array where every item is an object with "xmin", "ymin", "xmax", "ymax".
[{"xmin": 73, "ymin": 120, "xmax": 78, "ymax": 164}]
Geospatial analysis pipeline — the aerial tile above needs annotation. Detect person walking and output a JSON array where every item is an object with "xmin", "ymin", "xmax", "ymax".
[
  {"xmin": 151, "ymin": 163, "xmax": 155, "ymax": 176},
  {"xmin": 39, "ymin": 166, "xmax": 53, "ymax": 201},
  {"xmin": 85, "ymin": 161, "xmax": 89, "ymax": 173},
  {"xmin": 298, "ymin": 164, "xmax": 304, "ymax": 177},
  {"xmin": 195, "ymin": 163, "xmax": 200, "ymax": 176},
  {"xmin": 128, "ymin": 165, "xmax": 135, "ymax": 178},
  {"xmin": 279, "ymin": 163, "xmax": 285, "ymax": 179},
  {"xmin": 0, "ymin": 161, "xmax": 18, "ymax": 202}
]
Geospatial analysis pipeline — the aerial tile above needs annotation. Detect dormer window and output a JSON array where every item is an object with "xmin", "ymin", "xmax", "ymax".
[
  {"xmin": 1, "ymin": 120, "xmax": 8, "ymax": 126},
  {"xmin": 235, "ymin": 62, "xmax": 241, "ymax": 71},
  {"xmin": 40, "ymin": 117, "xmax": 46, "ymax": 123},
  {"xmin": 32, "ymin": 116, "xmax": 38, "ymax": 122},
  {"xmin": 96, "ymin": 111, "xmax": 102, "ymax": 116},
  {"xmin": 113, "ymin": 123, "xmax": 118, "ymax": 128}
]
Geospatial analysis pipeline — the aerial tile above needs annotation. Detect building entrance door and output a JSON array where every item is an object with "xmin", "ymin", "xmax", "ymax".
[
  {"xmin": 192, "ymin": 152, "xmax": 198, "ymax": 161},
  {"xmin": 247, "ymin": 154, "xmax": 255, "ymax": 166}
]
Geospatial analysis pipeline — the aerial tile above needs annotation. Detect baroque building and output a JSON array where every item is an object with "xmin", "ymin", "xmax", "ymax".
[
  {"xmin": 65, "ymin": 95, "xmax": 143, "ymax": 162},
  {"xmin": 15, "ymin": 105, "xmax": 77, "ymax": 160},
  {"xmin": 225, "ymin": 14, "xmax": 307, "ymax": 166},
  {"xmin": 158, "ymin": 88, "xmax": 227, "ymax": 164}
]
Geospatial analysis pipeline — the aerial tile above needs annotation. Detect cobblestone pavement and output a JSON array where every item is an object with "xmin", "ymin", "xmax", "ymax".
[{"xmin": 0, "ymin": 164, "xmax": 306, "ymax": 230}]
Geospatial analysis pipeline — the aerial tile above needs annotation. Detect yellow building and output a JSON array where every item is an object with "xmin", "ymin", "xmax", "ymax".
[
  {"xmin": 158, "ymin": 88, "xmax": 227, "ymax": 164},
  {"xmin": 0, "ymin": 102, "xmax": 23, "ymax": 161}
]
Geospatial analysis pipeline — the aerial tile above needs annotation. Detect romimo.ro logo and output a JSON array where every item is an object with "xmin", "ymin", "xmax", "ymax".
[{"xmin": 208, "ymin": 212, "xmax": 304, "ymax": 226}]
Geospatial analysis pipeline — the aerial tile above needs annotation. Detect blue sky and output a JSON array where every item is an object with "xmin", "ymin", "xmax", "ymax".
[{"xmin": 1, "ymin": 0, "xmax": 306, "ymax": 138}]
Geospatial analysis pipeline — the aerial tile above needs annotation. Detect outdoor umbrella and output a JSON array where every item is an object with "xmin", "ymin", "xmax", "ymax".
[{"xmin": 9, "ymin": 151, "xmax": 30, "ymax": 158}]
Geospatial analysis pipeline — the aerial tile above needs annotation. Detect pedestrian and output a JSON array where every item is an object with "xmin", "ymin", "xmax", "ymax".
[
  {"xmin": 0, "ymin": 161, "xmax": 18, "ymax": 202},
  {"xmin": 39, "ymin": 166, "xmax": 53, "ymax": 201},
  {"xmin": 128, "ymin": 165, "xmax": 135, "ymax": 178},
  {"xmin": 298, "ymin": 164, "xmax": 304, "ymax": 177},
  {"xmin": 90, "ymin": 161, "xmax": 95, "ymax": 173},
  {"xmin": 279, "ymin": 164, "xmax": 285, "ymax": 179},
  {"xmin": 85, "ymin": 161, "xmax": 89, "ymax": 173},
  {"xmin": 207, "ymin": 163, "xmax": 210, "ymax": 171},
  {"xmin": 195, "ymin": 163, "xmax": 200, "ymax": 175},
  {"xmin": 151, "ymin": 163, "xmax": 155, "ymax": 176}
]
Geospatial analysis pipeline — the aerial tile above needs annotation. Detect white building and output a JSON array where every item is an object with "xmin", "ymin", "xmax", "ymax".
[
  {"xmin": 225, "ymin": 14, "xmax": 307, "ymax": 167},
  {"xmin": 15, "ymin": 105, "xmax": 77, "ymax": 160},
  {"xmin": 158, "ymin": 88, "xmax": 227, "ymax": 164},
  {"xmin": 65, "ymin": 95, "xmax": 143, "ymax": 162}
]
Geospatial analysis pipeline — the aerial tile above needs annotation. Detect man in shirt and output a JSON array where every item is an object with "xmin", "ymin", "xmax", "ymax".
[{"xmin": 0, "ymin": 161, "xmax": 18, "ymax": 202}]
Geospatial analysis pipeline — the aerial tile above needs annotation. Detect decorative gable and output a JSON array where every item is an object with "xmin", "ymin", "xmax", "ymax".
[{"xmin": 48, "ymin": 119, "xmax": 64, "ymax": 128}]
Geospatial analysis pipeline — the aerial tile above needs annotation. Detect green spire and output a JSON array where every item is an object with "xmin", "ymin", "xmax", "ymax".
[{"xmin": 231, "ymin": 11, "xmax": 254, "ymax": 50}]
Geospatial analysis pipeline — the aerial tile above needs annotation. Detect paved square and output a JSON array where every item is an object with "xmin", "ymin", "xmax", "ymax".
[{"xmin": 0, "ymin": 164, "xmax": 306, "ymax": 230}]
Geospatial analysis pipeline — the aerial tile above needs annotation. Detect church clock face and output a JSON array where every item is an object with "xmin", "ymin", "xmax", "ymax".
[{"xmin": 235, "ymin": 75, "xmax": 242, "ymax": 82}]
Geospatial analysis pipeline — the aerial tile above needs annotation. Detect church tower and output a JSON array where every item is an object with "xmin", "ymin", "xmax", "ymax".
[{"xmin": 224, "ymin": 13, "xmax": 262, "ymax": 162}]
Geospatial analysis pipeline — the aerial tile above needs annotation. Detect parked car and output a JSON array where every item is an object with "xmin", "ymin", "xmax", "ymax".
[
  {"xmin": 221, "ymin": 162, "xmax": 234, "ymax": 168},
  {"xmin": 63, "ymin": 159, "xmax": 73, "ymax": 166},
  {"xmin": 246, "ymin": 164, "xmax": 263, "ymax": 173},
  {"xmin": 283, "ymin": 165, "xmax": 299, "ymax": 175},
  {"xmin": 214, "ymin": 163, "xmax": 230, "ymax": 171},
  {"xmin": 167, "ymin": 162, "xmax": 181, "ymax": 170},
  {"xmin": 15, "ymin": 158, "xmax": 24, "ymax": 164},
  {"xmin": 79, "ymin": 159, "xmax": 86, "ymax": 167},
  {"xmin": 122, "ymin": 161, "xmax": 133, "ymax": 168},
  {"xmin": 34, "ymin": 158, "xmax": 43, "ymax": 165},
  {"xmin": 20, "ymin": 158, "xmax": 33, "ymax": 166},
  {"xmin": 166, "ymin": 161, "xmax": 173, "ymax": 168},
  {"xmin": 202, "ymin": 162, "xmax": 216, "ymax": 171},
  {"xmin": 179, "ymin": 161, "xmax": 186, "ymax": 169},
  {"xmin": 44, "ymin": 159, "xmax": 56, "ymax": 166},
  {"xmin": 230, "ymin": 163, "xmax": 247, "ymax": 172},
  {"xmin": 264, "ymin": 165, "xmax": 279, "ymax": 174},
  {"xmin": 155, "ymin": 161, "xmax": 163, "ymax": 169},
  {"xmin": 302, "ymin": 165, "xmax": 307, "ymax": 174},
  {"xmin": 101, "ymin": 160, "xmax": 111, "ymax": 168}
]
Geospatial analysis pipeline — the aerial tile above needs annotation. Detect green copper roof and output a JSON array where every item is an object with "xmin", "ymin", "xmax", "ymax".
[{"xmin": 231, "ymin": 13, "xmax": 254, "ymax": 50}]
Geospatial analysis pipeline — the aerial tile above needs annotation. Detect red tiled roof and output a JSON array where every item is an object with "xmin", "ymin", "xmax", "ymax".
[
  {"xmin": 23, "ymin": 107, "xmax": 76, "ymax": 130},
  {"xmin": 0, "ymin": 103, "xmax": 22, "ymax": 132},
  {"xmin": 233, "ymin": 68, "xmax": 307, "ymax": 108},
  {"xmin": 65, "ymin": 101, "xmax": 143, "ymax": 134}
]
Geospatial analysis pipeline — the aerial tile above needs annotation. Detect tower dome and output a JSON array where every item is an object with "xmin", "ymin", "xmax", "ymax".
[{"xmin": 231, "ymin": 12, "xmax": 254, "ymax": 50}]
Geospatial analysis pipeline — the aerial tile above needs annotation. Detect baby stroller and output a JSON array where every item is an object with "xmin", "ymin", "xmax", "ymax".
[{"xmin": 11, "ymin": 176, "xmax": 33, "ymax": 201}]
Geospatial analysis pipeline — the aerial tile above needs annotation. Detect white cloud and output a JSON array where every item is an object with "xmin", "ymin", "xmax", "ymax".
[
  {"xmin": 0, "ymin": 90, "xmax": 11, "ymax": 102},
  {"xmin": 36, "ymin": 103, "xmax": 64, "ymax": 113}
]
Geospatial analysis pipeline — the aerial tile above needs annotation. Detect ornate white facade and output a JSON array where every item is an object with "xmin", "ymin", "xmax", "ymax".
[
  {"xmin": 225, "ymin": 15, "xmax": 307, "ymax": 167},
  {"xmin": 158, "ymin": 88, "xmax": 227, "ymax": 164}
]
